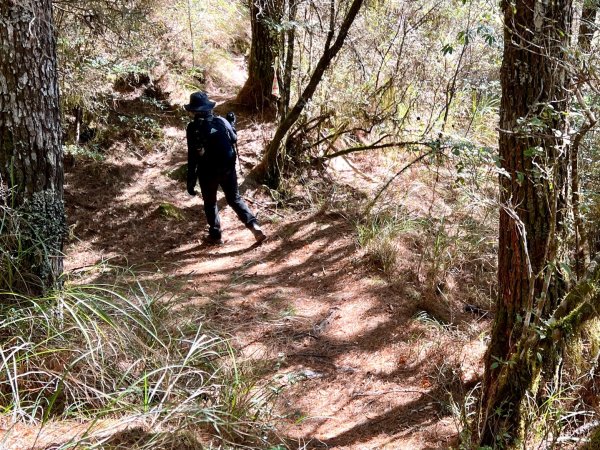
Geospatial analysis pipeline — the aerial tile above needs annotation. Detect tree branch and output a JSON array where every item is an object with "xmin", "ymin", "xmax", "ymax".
[
  {"xmin": 366, "ymin": 146, "xmax": 440, "ymax": 212},
  {"xmin": 322, "ymin": 139, "xmax": 432, "ymax": 159},
  {"xmin": 249, "ymin": 0, "xmax": 365, "ymax": 184}
]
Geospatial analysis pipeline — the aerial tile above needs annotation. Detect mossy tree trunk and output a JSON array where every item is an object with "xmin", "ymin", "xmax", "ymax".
[
  {"xmin": 237, "ymin": 0, "xmax": 284, "ymax": 116},
  {"xmin": 478, "ymin": 0, "xmax": 573, "ymax": 446},
  {"xmin": 0, "ymin": 0, "xmax": 65, "ymax": 293}
]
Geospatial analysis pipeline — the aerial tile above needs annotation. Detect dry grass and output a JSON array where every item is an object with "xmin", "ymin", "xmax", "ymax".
[{"xmin": 0, "ymin": 262, "xmax": 280, "ymax": 449}]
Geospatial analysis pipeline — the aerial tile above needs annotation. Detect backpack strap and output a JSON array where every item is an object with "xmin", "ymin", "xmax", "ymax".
[
  {"xmin": 216, "ymin": 116, "xmax": 237, "ymax": 144},
  {"xmin": 194, "ymin": 121, "xmax": 208, "ymax": 157}
]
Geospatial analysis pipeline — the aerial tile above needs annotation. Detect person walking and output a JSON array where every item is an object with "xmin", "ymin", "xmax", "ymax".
[{"xmin": 185, "ymin": 91, "xmax": 266, "ymax": 244}]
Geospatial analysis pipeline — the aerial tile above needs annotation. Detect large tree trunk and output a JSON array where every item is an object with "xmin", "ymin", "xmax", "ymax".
[
  {"xmin": 237, "ymin": 0, "xmax": 284, "ymax": 116},
  {"xmin": 479, "ymin": 0, "xmax": 573, "ymax": 446},
  {"xmin": 0, "ymin": 0, "xmax": 65, "ymax": 293}
]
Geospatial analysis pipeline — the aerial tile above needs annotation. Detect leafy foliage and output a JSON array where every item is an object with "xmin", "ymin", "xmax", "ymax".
[
  {"xmin": 281, "ymin": 0, "xmax": 502, "ymax": 170},
  {"xmin": 54, "ymin": 0, "xmax": 164, "ymax": 142}
]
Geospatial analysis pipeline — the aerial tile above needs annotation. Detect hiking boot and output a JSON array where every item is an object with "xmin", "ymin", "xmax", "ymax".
[
  {"xmin": 249, "ymin": 223, "xmax": 267, "ymax": 243},
  {"xmin": 203, "ymin": 235, "xmax": 224, "ymax": 245}
]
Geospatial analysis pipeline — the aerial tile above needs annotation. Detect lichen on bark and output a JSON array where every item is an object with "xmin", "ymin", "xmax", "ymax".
[
  {"xmin": 22, "ymin": 190, "xmax": 66, "ymax": 288},
  {"xmin": 0, "ymin": 189, "xmax": 66, "ymax": 293}
]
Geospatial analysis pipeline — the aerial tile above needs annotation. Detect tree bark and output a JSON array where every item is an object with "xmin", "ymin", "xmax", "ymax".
[
  {"xmin": 237, "ymin": 0, "xmax": 284, "ymax": 116},
  {"xmin": 573, "ymin": 3, "xmax": 598, "ymax": 270},
  {"xmin": 249, "ymin": 0, "xmax": 365, "ymax": 186},
  {"xmin": 578, "ymin": 2, "xmax": 597, "ymax": 52},
  {"xmin": 0, "ymin": 0, "xmax": 65, "ymax": 292},
  {"xmin": 282, "ymin": 0, "xmax": 298, "ymax": 117},
  {"xmin": 479, "ymin": 0, "xmax": 573, "ymax": 446}
]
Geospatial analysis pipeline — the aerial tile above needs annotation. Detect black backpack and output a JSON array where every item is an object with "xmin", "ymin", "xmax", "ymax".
[{"xmin": 193, "ymin": 116, "xmax": 236, "ymax": 167}]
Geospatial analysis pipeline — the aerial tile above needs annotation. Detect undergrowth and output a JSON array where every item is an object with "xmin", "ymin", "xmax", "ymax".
[
  {"xmin": 0, "ymin": 271, "xmax": 281, "ymax": 448},
  {"xmin": 0, "ymin": 268, "xmax": 280, "ymax": 447},
  {"xmin": 0, "ymin": 199, "xmax": 281, "ymax": 448},
  {"xmin": 355, "ymin": 207, "xmax": 424, "ymax": 275}
]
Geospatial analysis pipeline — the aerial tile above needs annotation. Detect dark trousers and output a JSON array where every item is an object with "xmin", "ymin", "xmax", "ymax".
[{"xmin": 199, "ymin": 167, "xmax": 256, "ymax": 238}]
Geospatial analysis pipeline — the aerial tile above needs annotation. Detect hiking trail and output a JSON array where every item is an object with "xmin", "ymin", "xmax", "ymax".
[{"xmin": 61, "ymin": 87, "xmax": 487, "ymax": 449}]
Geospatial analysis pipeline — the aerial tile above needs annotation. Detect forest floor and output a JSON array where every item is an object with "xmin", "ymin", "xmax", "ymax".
[{"xmin": 10, "ymin": 76, "xmax": 493, "ymax": 449}]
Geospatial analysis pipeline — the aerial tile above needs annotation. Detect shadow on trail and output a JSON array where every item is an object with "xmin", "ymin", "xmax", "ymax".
[
  {"xmin": 64, "ymin": 90, "xmax": 469, "ymax": 448},
  {"xmin": 313, "ymin": 386, "xmax": 450, "ymax": 449},
  {"xmin": 164, "ymin": 210, "xmax": 458, "ymax": 447},
  {"xmin": 181, "ymin": 240, "xmax": 261, "ymax": 258},
  {"xmin": 64, "ymin": 89, "xmax": 265, "ymax": 267},
  {"xmin": 67, "ymin": 179, "xmax": 462, "ymax": 448}
]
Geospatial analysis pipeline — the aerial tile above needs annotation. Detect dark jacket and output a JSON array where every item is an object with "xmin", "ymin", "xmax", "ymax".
[{"xmin": 187, "ymin": 114, "xmax": 237, "ymax": 192}]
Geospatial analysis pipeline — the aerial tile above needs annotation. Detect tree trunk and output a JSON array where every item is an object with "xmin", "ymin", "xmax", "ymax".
[
  {"xmin": 479, "ymin": 0, "xmax": 573, "ymax": 446},
  {"xmin": 578, "ymin": 2, "xmax": 597, "ymax": 52},
  {"xmin": 282, "ymin": 0, "xmax": 298, "ymax": 118},
  {"xmin": 237, "ymin": 0, "xmax": 284, "ymax": 116},
  {"xmin": 249, "ymin": 0, "xmax": 365, "ymax": 186},
  {"xmin": 574, "ymin": 3, "xmax": 598, "ymax": 268},
  {"xmin": 0, "ymin": 0, "xmax": 65, "ymax": 293}
]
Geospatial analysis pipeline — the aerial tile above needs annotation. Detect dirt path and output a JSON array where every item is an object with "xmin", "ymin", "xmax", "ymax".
[{"xmin": 62, "ymin": 92, "xmax": 488, "ymax": 449}]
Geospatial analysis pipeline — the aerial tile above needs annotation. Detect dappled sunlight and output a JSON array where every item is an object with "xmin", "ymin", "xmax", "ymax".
[
  {"xmin": 12, "ymin": 0, "xmax": 595, "ymax": 445},
  {"xmin": 64, "ymin": 127, "xmax": 485, "ymax": 447},
  {"xmin": 7, "ymin": 0, "xmax": 597, "ymax": 443},
  {"xmin": 53, "ymin": 10, "xmax": 496, "ymax": 445},
  {"xmin": 61, "ymin": 117, "xmax": 492, "ymax": 447}
]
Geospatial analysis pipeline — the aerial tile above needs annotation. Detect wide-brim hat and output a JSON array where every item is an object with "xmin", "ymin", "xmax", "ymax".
[{"xmin": 184, "ymin": 91, "xmax": 216, "ymax": 112}]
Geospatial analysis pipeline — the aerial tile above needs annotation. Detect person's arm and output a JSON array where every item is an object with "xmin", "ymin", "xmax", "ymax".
[{"xmin": 186, "ymin": 123, "xmax": 198, "ymax": 195}]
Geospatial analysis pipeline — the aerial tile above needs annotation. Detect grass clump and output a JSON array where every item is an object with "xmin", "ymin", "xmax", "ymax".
[
  {"xmin": 64, "ymin": 144, "xmax": 105, "ymax": 162},
  {"xmin": 355, "ymin": 207, "xmax": 423, "ymax": 276},
  {"xmin": 0, "ymin": 265, "xmax": 279, "ymax": 447}
]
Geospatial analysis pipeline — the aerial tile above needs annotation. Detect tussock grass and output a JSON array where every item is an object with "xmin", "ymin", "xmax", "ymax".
[
  {"xmin": 355, "ymin": 207, "xmax": 425, "ymax": 276},
  {"xmin": 0, "ymin": 265, "xmax": 279, "ymax": 448}
]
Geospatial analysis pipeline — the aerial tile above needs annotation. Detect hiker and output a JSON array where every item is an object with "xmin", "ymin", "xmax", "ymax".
[{"xmin": 185, "ymin": 91, "xmax": 266, "ymax": 245}]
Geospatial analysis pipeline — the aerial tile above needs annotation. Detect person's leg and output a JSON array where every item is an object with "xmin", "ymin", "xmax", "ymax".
[
  {"xmin": 199, "ymin": 175, "xmax": 221, "ymax": 239},
  {"xmin": 220, "ymin": 168, "xmax": 267, "ymax": 242},
  {"xmin": 220, "ymin": 168, "xmax": 257, "ymax": 225}
]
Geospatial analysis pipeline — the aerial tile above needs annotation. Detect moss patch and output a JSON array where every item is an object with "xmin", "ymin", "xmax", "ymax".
[
  {"xmin": 158, "ymin": 202, "xmax": 184, "ymax": 220},
  {"xmin": 166, "ymin": 164, "xmax": 187, "ymax": 182}
]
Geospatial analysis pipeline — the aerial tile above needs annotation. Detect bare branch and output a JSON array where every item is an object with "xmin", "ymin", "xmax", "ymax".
[{"xmin": 322, "ymin": 139, "xmax": 430, "ymax": 159}]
